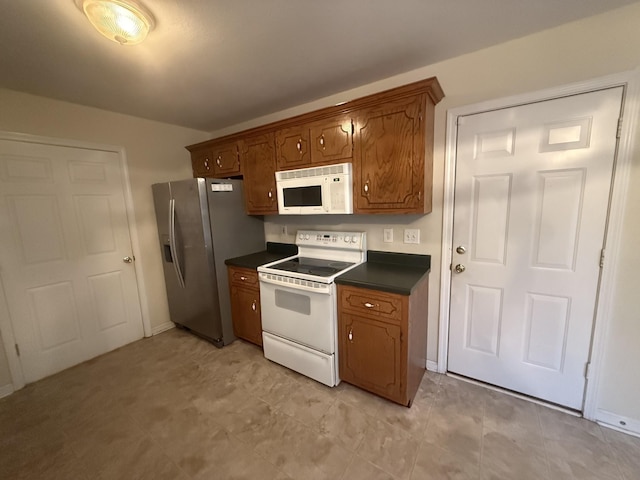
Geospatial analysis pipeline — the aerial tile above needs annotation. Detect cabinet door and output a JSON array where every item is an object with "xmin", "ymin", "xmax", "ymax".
[
  {"xmin": 191, "ymin": 148, "xmax": 214, "ymax": 177},
  {"xmin": 353, "ymin": 95, "xmax": 426, "ymax": 213},
  {"xmin": 309, "ymin": 116, "xmax": 353, "ymax": 165},
  {"xmin": 338, "ymin": 312, "xmax": 403, "ymax": 403},
  {"xmin": 211, "ymin": 142, "xmax": 241, "ymax": 177},
  {"xmin": 275, "ymin": 126, "xmax": 310, "ymax": 170},
  {"xmin": 241, "ymin": 133, "xmax": 278, "ymax": 214},
  {"xmin": 230, "ymin": 285, "xmax": 262, "ymax": 346}
]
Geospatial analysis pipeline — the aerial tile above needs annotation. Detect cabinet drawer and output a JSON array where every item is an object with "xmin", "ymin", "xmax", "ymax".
[
  {"xmin": 228, "ymin": 267, "xmax": 259, "ymax": 288},
  {"xmin": 338, "ymin": 285, "xmax": 403, "ymax": 322}
]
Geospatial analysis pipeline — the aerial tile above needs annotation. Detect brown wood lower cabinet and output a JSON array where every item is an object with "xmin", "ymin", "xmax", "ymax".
[
  {"xmin": 337, "ymin": 277, "xmax": 429, "ymax": 406},
  {"xmin": 227, "ymin": 266, "xmax": 262, "ymax": 346}
]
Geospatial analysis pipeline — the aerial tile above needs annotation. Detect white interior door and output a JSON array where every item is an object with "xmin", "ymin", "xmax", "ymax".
[
  {"xmin": 0, "ymin": 138, "xmax": 144, "ymax": 383},
  {"xmin": 448, "ymin": 87, "xmax": 623, "ymax": 409}
]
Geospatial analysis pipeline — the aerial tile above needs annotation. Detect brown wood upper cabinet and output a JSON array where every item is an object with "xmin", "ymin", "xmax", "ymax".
[
  {"xmin": 190, "ymin": 142, "xmax": 240, "ymax": 178},
  {"xmin": 275, "ymin": 115, "xmax": 353, "ymax": 171},
  {"xmin": 353, "ymin": 94, "xmax": 431, "ymax": 214},
  {"xmin": 240, "ymin": 133, "xmax": 278, "ymax": 215},
  {"xmin": 309, "ymin": 115, "xmax": 353, "ymax": 165},
  {"xmin": 275, "ymin": 125, "xmax": 310, "ymax": 170},
  {"xmin": 210, "ymin": 141, "xmax": 241, "ymax": 177},
  {"xmin": 190, "ymin": 147, "xmax": 214, "ymax": 177},
  {"xmin": 186, "ymin": 77, "xmax": 444, "ymax": 214}
]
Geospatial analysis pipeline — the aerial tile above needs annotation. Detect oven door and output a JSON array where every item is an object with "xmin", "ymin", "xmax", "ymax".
[{"xmin": 259, "ymin": 274, "xmax": 335, "ymax": 354}]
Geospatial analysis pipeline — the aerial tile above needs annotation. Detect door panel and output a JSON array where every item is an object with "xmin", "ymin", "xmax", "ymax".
[
  {"xmin": 241, "ymin": 133, "xmax": 277, "ymax": 214},
  {"xmin": 353, "ymin": 95, "xmax": 424, "ymax": 211},
  {"xmin": 448, "ymin": 87, "xmax": 623, "ymax": 409},
  {"xmin": 0, "ymin": 139, "xmax": 144, "ymax": 383}
]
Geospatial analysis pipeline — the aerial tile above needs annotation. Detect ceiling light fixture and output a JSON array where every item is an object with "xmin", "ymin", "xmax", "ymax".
[{"xmin": 75, "ymin": 0, "xmax": 155, "ymax": 45}]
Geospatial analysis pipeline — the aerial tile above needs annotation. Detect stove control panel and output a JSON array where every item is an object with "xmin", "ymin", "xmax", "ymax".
[{"xmin": 296, "ymin": 230, "xmax": 366, "ymax": 250}]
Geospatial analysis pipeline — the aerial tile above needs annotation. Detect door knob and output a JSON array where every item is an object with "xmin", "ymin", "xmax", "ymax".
[
  {"xmin": 123, "ymin": 256, "xmax": 133, "ymax": 263},
  {"xmin": 454, "ymin": 264, "xmax": 465, "ymax": 273},
  {"xmin": 456, "ymin": 246, "xmax": 466, "ymax": 254}
]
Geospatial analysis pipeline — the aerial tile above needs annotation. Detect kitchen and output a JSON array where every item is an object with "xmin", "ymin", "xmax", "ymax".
[{"xmin": 1, "ymin": 1, "xmax": 640, "ymax": 478}]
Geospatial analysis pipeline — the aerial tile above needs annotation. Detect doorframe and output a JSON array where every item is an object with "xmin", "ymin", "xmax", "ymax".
[
  {"xmin": 0, "ymin": 131, "xmax": 153, "ymax": 390},
  {"xmin": 438, "ymin": 69, "xmax": 640, "ymax": 419}
]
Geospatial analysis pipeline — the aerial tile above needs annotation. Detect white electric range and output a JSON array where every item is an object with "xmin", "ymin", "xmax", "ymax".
[{"xmin": 257, "ymin": 230, "xmax": 366, "ymax": 386}]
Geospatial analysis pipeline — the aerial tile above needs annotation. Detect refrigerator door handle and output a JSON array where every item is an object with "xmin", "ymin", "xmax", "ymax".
[{"xmin": 169, "ymin": 198, "xmax": 186, "ymax": 288}]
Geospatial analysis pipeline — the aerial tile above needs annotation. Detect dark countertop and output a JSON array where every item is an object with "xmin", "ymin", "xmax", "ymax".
[
  {"xmin": 335, "ymin": 251, "xmax": 431, "ymax": 295},
  {"xmin": 224, "ymin": 242, "xmax": 297, "ymax": 269}
]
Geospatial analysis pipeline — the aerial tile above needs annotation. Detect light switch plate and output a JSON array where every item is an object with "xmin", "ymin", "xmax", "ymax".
[
  {"xmin": 383, "ymin": 228, "xmax": 393, "ymax": 243},
  {"xmin": 404, "ymin": 228, "xmax": 420, "ymax": 244}
]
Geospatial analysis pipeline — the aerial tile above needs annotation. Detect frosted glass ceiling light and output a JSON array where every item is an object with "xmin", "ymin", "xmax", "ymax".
[{"xmin": 76, "ymin": 0, "xmax": 155, "ymax": 45}]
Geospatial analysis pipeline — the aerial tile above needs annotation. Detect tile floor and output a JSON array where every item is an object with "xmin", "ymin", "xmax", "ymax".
[{"xmin": 1, "ymin": 328, "xmax": 639, "ymax": 479}]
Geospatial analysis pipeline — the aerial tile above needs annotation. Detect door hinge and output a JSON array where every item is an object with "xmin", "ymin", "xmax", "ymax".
[
  {"xmin": 617, "ymin": 117, "xmax": 623, "ymax": 138},
  {"xmin": 15, "ymin": 344, "xmax": 20, "ymax": 357},
  {"xmin": 585, "ymin": 362, "xmax": 591, "ymax": 379},
  {"xmin": 599, "ymin": 248, "xmax": 605, "ymax": 268}
]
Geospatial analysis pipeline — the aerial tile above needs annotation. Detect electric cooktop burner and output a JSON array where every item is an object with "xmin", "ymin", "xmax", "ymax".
[{"xmin": 269, "ymin": 257, "xmax": 355, "ymax": 277}]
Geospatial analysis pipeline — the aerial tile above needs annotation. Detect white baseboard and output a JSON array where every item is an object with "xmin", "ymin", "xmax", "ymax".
[
  {"xmin": 0, "ymin": 383, "xmax": 15, "ymax": 399},
  {"xmin": 151, "ymin": 321, "xmax": 175, "ymax": 336},
  {"xmin": 596, "ymin": 409, "xmax": 640, "ymax": 437},
  {"xmin": 426, "ymin": 360, "xmax": 439, "ymax": 372}
]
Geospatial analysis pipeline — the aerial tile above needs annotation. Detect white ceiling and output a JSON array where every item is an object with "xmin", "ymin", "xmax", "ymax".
[{"xmin": 0, "ymin": 1, "xmax": 636, "ymax": 132}]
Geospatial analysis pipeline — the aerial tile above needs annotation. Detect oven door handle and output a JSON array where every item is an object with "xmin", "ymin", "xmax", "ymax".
[{"xmin": 258, "ymin": 274, "xmax": 332, "ymax": 295}]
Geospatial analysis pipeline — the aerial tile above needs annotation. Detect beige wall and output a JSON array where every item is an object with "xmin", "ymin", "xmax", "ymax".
[
  {"xmin": 0, "ymin": 89, "xmax": 209, "ymax": 389},
  {"xmin": 0, "ymin": 2, "xmax": 638, "ymax": 424},
  {"xmin": 211, "ymin": 3, "xmax": 640, "ymax": 423}
]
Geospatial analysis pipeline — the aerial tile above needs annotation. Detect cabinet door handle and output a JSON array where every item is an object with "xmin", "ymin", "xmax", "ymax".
[
  {"xmin": 363, "ymin": 302, "xmax": 376, "ymax": 308},
  {"xmin": 268, "ymin": 189, "xmax": 273, "ymax": 199},
  {"xmin": 363, "ymin": 180, "xmax": 369, "ymax": 194},
  {"xmin": 348, "ymin": 328, "xmax": 353, "ymax": 342},
  {"xmin": 319, "ymin": 135, "xmax": 325, "ymax": 149},
  {"xmin": 251, "ymin": 300, "xmax": 257, "ymax": 311},
  {"xmin": 240, "ymin": 276, "xmax": 246, "ymax": 281},
  {"xmin": 216, "ymin": 156, "xmax": 222, "ymax": 167},
  {"xmin": 297, "ymin": 139, "xmax": 303, "ymax": 153}
]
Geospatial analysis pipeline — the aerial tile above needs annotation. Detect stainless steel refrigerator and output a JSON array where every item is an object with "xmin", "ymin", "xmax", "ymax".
[{"xmin": 152, "ymin": 178, "xmax": 265, "ymax": 347}]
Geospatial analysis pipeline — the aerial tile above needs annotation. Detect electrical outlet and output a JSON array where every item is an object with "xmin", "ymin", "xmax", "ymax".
[
  {"xmin": 383, "ymin": 228, "xmax": 393, "ymax": 243},
  {"xmin": 403, "ymin": 228, "xmax": 420, "ymax": 244},
  {"xmin": 280, "ymin": 225, "xmax": 288, "ymax": 236}
]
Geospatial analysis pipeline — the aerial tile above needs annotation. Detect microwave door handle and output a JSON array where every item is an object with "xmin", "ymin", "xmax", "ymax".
[{"xmin": 323, "ymin": 177, "xmax": 330, "ymax": 212}]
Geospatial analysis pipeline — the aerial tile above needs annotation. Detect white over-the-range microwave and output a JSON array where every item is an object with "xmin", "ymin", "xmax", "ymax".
[{"xmin": 275, "ymin": 162, "xmax": 353, "ymax": 215}]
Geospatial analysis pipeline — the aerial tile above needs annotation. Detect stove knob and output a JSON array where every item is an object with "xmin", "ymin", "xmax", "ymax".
[
  {"xmin": 298, "ymin": 233, "xmax": 304, "ymax": 240},
  {"xmin": 343, "ymin": 236, "xmax": 349, "ymax": 243},
  {"xmin": 351, "ymin": 235, "xmax": 358, "ymax": 243},
  {"xmin": 305, "ymin": 234, "xmax": 310, "ymax": 240}
]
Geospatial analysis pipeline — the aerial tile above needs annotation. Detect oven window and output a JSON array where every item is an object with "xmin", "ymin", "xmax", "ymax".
[
  {"xmin": 275, "ymin": 289, "xmax": 311, "ymax": 315},
  {"xmin": 283, "ymin": 185, "xmax": 322, "ymax": 207}
]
